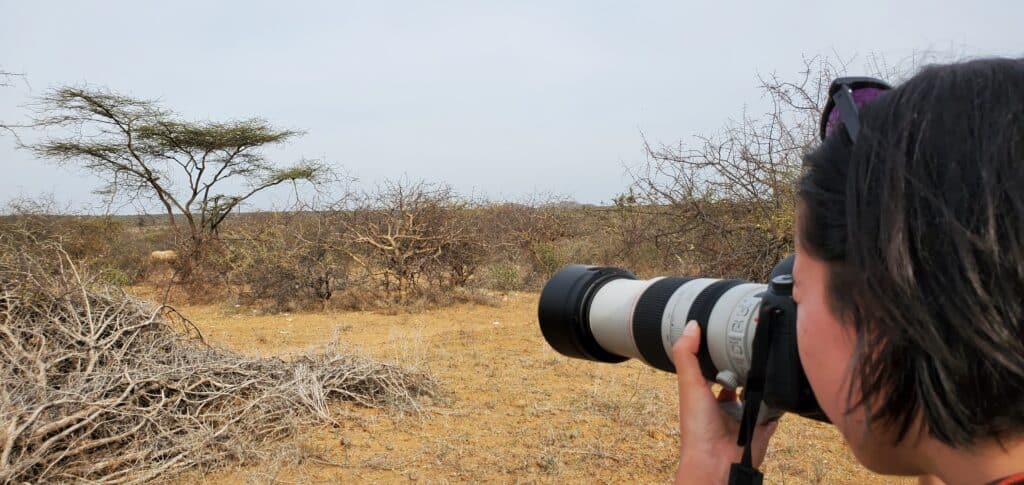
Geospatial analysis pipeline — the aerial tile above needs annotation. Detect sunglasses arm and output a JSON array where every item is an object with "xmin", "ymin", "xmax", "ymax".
[{"xmin": 832, "ymin": 86, "xmax": 862, "ymax": 142}]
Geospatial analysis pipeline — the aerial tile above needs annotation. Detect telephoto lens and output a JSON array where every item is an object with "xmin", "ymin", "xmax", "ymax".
[
  {"xmin": 537, "ymin": 256, "xmax": 828, "ymax": 421},
  {"xmin": 537, "ymin": 265, "xmax": 768, "ymax": 389}
]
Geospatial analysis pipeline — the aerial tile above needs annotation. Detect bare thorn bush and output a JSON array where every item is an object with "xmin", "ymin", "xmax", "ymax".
[
  {"xmin": 0, "ymin": 238, "xmax": 438, "ymax": 483},
  {"xmin": 626, "ymin": 56, "xmax": 903, "ymax": 280},
  {"xmin": 225, "ymin": 205, "xmax": 356, "ymax": 312},
  {"xmin": 341, "ymin": 179, "xmax": 489, "ymax": 305},
  {"xmin": 1, "ymin": 196, "xmax": 166, "ymax": 287}
]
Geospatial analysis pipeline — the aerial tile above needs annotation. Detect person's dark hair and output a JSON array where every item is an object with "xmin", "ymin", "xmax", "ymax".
[{"xmin": 798, "ymin": 57, "xmax": 1024, "ymax": 447}]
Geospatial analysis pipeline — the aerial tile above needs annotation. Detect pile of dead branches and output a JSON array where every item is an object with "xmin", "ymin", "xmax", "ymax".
[{"xmin": 0, "ymin": 240, "xmax": 438, "ymax": 484}]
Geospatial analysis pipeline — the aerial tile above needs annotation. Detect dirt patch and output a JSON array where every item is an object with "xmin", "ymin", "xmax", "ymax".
[{"xmin": 171, "ymin": 292, "xmax": 912, "ymax": 484}]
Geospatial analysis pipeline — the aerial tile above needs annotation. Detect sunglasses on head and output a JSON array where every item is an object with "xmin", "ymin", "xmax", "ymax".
[{"xmin": 819, "ymin": 76, "xmax": 893, "ymax": 142}]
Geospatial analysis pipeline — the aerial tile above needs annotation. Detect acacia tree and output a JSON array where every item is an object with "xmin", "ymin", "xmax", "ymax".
[
  {"xmin": 0, "ymin": 69, "xmax": 25, "ymax": 137},
  {"xmin": 25, "ymin": 86, "xmax": 328, "ymax": 276},
  {"xmin": 0, "ymin": 68, "xmax": 21, "ymax": 88}
]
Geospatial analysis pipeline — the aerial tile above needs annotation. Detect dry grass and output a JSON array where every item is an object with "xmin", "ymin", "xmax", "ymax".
[
  {"xmin": 0, "ymin": 242, "xmax": 437, "ymax": 484},
  {"xmin": 167, "ymin": 292, "xmax": 916, "ymax": 484}
]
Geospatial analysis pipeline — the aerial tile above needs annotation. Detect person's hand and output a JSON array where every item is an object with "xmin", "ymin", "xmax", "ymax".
[{"xmin": 673, "ymin": 320, "xmax": 780, "ymax": 484}]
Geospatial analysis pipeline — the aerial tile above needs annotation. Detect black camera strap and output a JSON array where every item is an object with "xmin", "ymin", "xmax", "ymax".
[{"xmin": 728, "ymin": 307, "xmax": 777, "ymax": 485}]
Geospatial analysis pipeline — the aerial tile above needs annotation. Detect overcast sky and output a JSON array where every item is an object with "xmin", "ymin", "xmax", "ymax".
[{"xmin": 1, "ymin": 1, "xmax": 1022, "ymax": 211}]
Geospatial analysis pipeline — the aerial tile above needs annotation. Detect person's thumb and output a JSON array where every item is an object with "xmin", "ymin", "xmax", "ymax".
[{"xmin": 673, "ymin": 320, "xmax": 706, "ymax": 389}]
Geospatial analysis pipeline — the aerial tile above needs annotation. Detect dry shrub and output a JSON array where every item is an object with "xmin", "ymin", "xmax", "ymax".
[
  {"xmin": 628, "ymin": 96, "xmax": 810, "ymax": 281},
  {"xmin": 586, "ymin": 196, "xmax": 691, "ymax": 276},
  {"xmin": 342, "ymin": 180, "xmax": 489, "ymax": 304},
  {"xmin": 0, "ymin": 196, "xmax": 166, "ymax": 286},
  {"xmin": 470, "ymin": 198, "xmax": 585, "ymax": 289},
  {"xmin": 625, "ymin": 56, "xmax": 911, "ymax": 281},
  {"xmin": 224, "ymin": 208, "xmax": 356, "ymax": 312},
  {"xmin": 0, "ymin": 239, "xmax": 438, "ymax": 484},
  {"xmin": 481, "ymin": 261, "xmax": 524, "ymax": 292},
  {"xmin": 218, "ymin": 189, "xmax": 499, "ymax": 313}
]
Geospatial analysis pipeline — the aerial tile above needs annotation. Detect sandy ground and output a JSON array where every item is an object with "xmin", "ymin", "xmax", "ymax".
[{"xmin": 168, "ymin": 292, "xmax": 913, "ymax": 484}]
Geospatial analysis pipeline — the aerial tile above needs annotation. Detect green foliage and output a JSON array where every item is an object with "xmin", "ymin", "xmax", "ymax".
[
  {"xmin": 483, "ymin": 262, "xmax": 522, "ymax": 292},
  {"xmin": 530, "ymin": 241, "xmax": 568, "ymax": 279},
  {"xmin": 135, "ymin": 119, "xmax": 300, "ymax": 152},
  {"xmin": 268, "ymin": 162, "xmax": 322, "ymax": 184},
  {"xmin": 101, "ymin": 268, "xmax": 133, "ymax": 287}
]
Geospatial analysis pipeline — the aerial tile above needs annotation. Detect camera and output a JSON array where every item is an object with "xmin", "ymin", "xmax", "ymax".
[{"xmin": 537, "ymin": 255, "xmax": 827, "ymax": 420}]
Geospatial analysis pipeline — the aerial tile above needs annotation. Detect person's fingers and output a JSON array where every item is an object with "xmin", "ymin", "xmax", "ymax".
[{"xmin": 672, "ymin": 320, "xmax": 706, "ymax": 390}]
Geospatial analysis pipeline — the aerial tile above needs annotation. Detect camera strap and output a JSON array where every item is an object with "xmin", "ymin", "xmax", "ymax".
[{"xmin": 728, "ymin": 307, "xmax": 776, "ymax": 485}]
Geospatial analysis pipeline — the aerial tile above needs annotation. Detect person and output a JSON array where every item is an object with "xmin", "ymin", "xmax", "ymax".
[{"xmin": 672, "ymin": 57, "xmax": 1024, "ymax": 485}]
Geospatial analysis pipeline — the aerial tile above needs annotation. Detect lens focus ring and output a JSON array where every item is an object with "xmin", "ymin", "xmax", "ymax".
[
  {"xmin": 687, "ymin": 279, "xmax": 745, "ymax": 381},
  {"xmin": 632, "ymin": 277, "xmax": 693, "ymax": 373}
]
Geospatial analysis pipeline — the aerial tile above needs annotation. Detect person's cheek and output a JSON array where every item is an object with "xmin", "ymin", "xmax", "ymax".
[
  {"xmin": 797, "ymin": 305, "xmax": 839, "ymax": 423},
  {"xmin": 796, "ymin": 310, "xmax": 821, "ymax": 399},
  {"xmin": 796, "ymin": 311, "xmax": 811, "ymax": 378},
  {"xmin": 796, "ymin": 312, "xmax": 818, "ymax": 395}
]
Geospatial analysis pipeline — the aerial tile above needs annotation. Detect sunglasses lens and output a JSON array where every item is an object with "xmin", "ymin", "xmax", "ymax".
[{"xmin": 823, "ymin": 86, "xmax": 888, "ymax": 139}]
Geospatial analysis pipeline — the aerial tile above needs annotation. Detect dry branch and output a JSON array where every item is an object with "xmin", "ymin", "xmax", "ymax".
[{"xmin": 0, "ymin": 238, "xmax": 438, "ymax": 484}]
